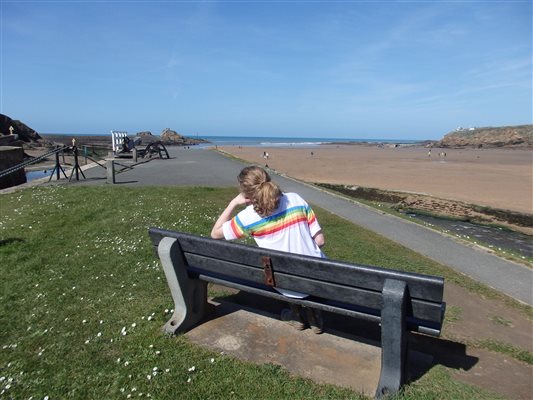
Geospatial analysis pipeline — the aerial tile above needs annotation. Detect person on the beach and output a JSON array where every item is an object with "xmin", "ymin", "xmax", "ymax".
[{"xmin": 211, "ymin": 165, "xmax": 326, "ymax": 333}]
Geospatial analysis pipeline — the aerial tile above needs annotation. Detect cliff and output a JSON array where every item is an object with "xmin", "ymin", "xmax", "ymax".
[
  {"xmin": 438, "ymin": 125, "xmax": 533, "ymax": 148},
  {"xmin": 0, "ymin": 114, "xmax": 42, "ymax": 143}
]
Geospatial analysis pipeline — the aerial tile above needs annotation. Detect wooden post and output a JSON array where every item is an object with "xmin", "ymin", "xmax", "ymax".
[{"xmin": 106, "ymin": 160, "xmax": 115, "ymax": 184}]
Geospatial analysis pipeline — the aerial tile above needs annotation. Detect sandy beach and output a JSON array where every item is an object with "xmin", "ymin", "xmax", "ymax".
[{"xmin": 218, "ymin": 145, "xmax": 532, "ymax": 215}]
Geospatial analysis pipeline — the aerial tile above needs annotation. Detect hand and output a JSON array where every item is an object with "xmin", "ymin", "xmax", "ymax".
[
  {"xmin": 211, "ymin": 193, "xmax": 251, "ymax": 239},
  {"xmin": 232, "ymin": 193, "xmax": 252, "ymax": 206}
]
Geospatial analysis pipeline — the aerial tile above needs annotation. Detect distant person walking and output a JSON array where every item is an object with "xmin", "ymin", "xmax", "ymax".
[{"xmin": 211, "ymin": 166, "xmax": 326, "ymax": 333}]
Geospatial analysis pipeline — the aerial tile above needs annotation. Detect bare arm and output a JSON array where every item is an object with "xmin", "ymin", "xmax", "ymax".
[
  {"xmin": 211, "ymin": 193, "xmax": 250, "ymax": 239},
  {"xmin": 313, "ymin": 231, "xmax": 325, "ymax": 247}
]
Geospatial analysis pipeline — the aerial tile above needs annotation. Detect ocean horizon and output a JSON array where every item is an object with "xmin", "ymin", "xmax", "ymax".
[
  {"xmin": 42, "ymin": 133, "xmax": 424, "ymax": 148},
  {"xmin": 198, "ymin": 135, "xmax": 423, "ymax": 147}
]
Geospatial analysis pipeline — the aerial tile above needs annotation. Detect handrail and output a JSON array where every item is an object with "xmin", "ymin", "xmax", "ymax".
[{"xmin": 0, "ymin": 146, "xmax": 68, "ymax": 179}]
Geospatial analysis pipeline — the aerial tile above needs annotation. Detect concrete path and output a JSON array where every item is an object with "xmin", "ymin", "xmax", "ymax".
[{"xmin": 69, "ymin": 146, "xmax": 532, "ymax": 306}]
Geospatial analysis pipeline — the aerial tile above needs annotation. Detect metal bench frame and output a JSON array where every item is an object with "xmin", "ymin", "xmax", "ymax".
[{"xmin": 149, "ymin": 228, "xmax": 446, "ymax": 398}]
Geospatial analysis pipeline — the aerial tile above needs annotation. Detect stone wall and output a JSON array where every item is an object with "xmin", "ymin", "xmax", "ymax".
[{"xmin": 0, "ymin": 146, "xmax": 26, "ymax": 189}]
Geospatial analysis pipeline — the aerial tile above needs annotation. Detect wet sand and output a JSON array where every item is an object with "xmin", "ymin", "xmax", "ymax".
[{"xmin": 218, "ymin": 145, "xmax": 533, "ymax": 214}]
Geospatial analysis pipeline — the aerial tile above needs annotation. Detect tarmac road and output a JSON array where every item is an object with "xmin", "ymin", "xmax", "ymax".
[{"xmin": 72, "ymin": 146, "xmax": 533, "ymax": 306}]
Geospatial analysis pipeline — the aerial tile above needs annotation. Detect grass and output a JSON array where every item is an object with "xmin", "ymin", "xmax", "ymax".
[
  {"xmin": 398, "ymin": 365, "xmax": 504, "ymax": 400},
  {"xmin": 442, "ymin": 335, "xmax": 533, "ymax": 366},
  {"xmin": 474, "ymin": 339, "xmax": 533, "ymax": 365},
  {"xmin": 0, "ymin": 185, "xmax": 522, "ymax": 399}
]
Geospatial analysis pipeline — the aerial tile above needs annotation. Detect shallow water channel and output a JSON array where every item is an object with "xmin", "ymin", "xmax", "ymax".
[
  {"xmin": 26, "ymin": 169, "xmax": 54, "ymax": 182},
  {"xmin": 404, "ymin": 213, "xmax": 532, "ymax": 259}
]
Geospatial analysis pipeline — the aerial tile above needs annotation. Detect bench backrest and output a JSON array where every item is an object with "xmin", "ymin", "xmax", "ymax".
[
  {"xmin": 149, "ymin": 228, "xmax": 445, "ymax": 336},
  {"xmin": 111, "ymin": 130, "xmax": 128, "ymax": 153}
]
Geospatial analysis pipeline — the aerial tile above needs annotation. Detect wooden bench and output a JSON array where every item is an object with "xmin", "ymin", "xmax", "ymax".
[{"xmin": 148, "ymin": 228, "xmax": 446, "ymax": 398}]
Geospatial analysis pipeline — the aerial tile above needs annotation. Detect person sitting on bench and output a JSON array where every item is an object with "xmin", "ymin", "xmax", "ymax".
[
  {"xmin": 121, "ymin": 136, "xmax": 142, "ymax": 153},
  {"xmin": 211, "ymin": 166, "xmax": 326, "ymax": 333}
]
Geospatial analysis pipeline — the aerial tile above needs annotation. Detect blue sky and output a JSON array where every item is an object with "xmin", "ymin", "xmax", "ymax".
[{"xmin": 1, "ymin": 0, "xmax": 531, "ymax": 139}]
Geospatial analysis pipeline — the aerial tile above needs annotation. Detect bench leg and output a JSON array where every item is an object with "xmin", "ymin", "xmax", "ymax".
[
  {"xmin": 376, "ymin": 279, "xmax": 408, "ymax": 399},
  {"xmin": 157, "ymin": 237, "xmax": 208, "ymax": 334}
]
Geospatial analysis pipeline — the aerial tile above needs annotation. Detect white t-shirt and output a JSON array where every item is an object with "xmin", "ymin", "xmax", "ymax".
[{"xmin": 222, "ymin": 192, "xmax": 324, "ymax": 298}]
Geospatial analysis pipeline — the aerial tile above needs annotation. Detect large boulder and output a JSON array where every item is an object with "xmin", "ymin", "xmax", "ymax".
[
  {"xmin": 136, "ymin": 131, "xmax": 153, "ymax": 137},
  {"xmin": 438, "ymin": 125, "xmax": 533, "ymax": 148},
  {"xmin": 0, "ymin": 114, "xmax": 42, "ymax": 143},
  {"xmin": 157, "ymin": 128, "xmax": 209, "ymax": 146}
]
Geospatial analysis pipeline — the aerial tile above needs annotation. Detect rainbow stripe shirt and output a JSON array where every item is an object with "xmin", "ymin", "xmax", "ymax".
[{"xmin": 222, "ymin": 192, "xmax": 324, "ymax": 258}]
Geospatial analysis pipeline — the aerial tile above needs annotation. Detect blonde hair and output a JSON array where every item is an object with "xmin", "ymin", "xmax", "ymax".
[{"xmin": 238, "ymin": 166, "xmax": 281, "ymax": 217}]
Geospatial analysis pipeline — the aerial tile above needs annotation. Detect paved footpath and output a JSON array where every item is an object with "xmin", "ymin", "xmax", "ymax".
[{"xmin": 72, "ymin": 146, "xmax": 532, "ymax": 306}]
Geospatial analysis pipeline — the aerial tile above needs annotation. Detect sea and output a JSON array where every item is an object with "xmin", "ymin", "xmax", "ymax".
[{"xmin": 195, "ymin": 135, "xmax": 422, "ymax": 147}]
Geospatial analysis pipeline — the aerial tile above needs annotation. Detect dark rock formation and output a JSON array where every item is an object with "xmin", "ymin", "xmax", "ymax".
[
  {"xmin": 0, "ymin": 114, "xmax": 42, "ymax": 143},
  {"xmin": 136, "ymin": 131, "xmax": 153, "ymax": 137},
  {"xmin": 438, "ymin": 125, "xmax": 533, "ymax": 148}
]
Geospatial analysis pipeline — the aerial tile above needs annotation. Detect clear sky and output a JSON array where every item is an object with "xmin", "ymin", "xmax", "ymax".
[{"xmin": 1, "ymin": 0, "xmax": 531, "ymax": 140}]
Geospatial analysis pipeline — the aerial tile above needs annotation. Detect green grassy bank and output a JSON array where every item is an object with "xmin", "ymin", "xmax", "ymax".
[{"xmin": 0, "ymin": 186, "xmax": 503, "ymax": 399}]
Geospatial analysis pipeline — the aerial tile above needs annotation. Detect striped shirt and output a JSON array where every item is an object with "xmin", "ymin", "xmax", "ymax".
[{"xmin": 222, "ymin": 192, "xmax": 324, "ymax": 259}]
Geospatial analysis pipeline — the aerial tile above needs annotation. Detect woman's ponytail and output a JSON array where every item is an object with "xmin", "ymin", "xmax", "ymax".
[
  {"xmin": 238, "ymin": 166, "xmax": 281, "ymax": 217},
  {"xmin": 253, "ymin": 181, "xmax": 281, "ymax": 216}
]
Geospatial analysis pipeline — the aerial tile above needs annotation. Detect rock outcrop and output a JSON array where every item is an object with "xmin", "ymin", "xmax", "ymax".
[
  {"xmin": 0, "ymin": 114, "xmax": 42, "ymax": 143},
  {"xmin": 438, "ymin": 125, "xmax": 532, "ymax": 148},
  {"xmin": 159, "ymin": 128, "xmax": 208, "ymax": 146},
  {"xmin": 136, "ymin": 131, "xmax": 153, "ymax": 137},
  {"xmin": 160, "ymin": 128, "xmax": 185, "ymax": 143}
]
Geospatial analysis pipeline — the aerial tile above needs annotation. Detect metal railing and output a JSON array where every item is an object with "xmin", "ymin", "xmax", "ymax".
[{"xmin": 0, "ymin": 146, "xmax": 67, "ymax": 179}]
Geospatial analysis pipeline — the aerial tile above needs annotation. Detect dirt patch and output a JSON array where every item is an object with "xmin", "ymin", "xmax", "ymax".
[
  {"xmin": 443, "ymin": 284, "xmax": 532, "ymax": 352},
  {"xmin": 404, "ymin": 282, "xmax": 532, "ymax": 399},
  {"xmin": 453, "ymin": 348, "xmax": 532, "ymax": 400}
]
